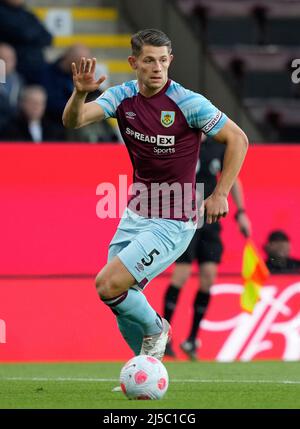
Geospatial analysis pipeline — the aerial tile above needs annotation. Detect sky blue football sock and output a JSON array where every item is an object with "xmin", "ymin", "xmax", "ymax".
[
  {"xmin": 117, "ymin": 316, "xmax": 144, "ymax": 355},
  {"xmin": 103, "ymin": 288, "xmax": 162, "ymax": 337}
]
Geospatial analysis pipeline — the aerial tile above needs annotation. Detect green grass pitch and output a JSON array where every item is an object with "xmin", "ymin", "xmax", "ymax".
[{"xmin": 0, "ymin": 361, "xmax": 299, "ymax": 409}]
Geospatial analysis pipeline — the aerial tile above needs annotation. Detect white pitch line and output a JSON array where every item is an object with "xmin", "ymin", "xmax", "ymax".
[
  {"xmin": 172, "ymin": 379, "xmax": 300, "ymax": 385},
  {"xmin": 0, "ymin": 377, "xmax": 119, "ymax": 382},
  {"xmin": 0, "ymin": 377, "xmax": 300, "ymax": 385}
]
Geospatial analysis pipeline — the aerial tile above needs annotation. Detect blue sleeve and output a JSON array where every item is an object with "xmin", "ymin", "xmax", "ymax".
[
  {"xmin": 194, "ymin": 96, "xmax": 228, "ymax": 136},
  {"xmin": 167, "ymin": 82, "xmax": 228, "ymax": 136},
  {"xmin": 93, "ymin": 80, "xmax": 138, "ymax": 119}
]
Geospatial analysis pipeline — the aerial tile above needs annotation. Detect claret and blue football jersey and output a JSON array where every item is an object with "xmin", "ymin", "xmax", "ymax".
[{"xmin": 94, "ymin": 79, "xmax": 228, "ymax": 220}]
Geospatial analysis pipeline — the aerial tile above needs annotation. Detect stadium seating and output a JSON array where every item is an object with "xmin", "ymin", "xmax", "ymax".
[
  {"xmin": 16, "ymin": 0, "xmax": 300, "ymax": 142},
  {"xmin": 242, "ymin": 71, "xmax": 293, "ymax": 99},
  {"xmin": 206, "ymin": 17, "xmax": 258, "ymax": 46},
  {"xmin": 29, "ymin": 0, "xmax": 135, "ymax": 86},
  {"xmin": 266, "ymin": 18, "xmax": 300, "ymax": 46},
  {"xmin": 178, "ymin": 0, "xmax": 300, "ymax": 142}
]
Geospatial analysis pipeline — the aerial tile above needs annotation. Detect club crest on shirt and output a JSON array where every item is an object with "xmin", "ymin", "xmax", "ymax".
[{"xmin": 161, "ymin": 111, "xmax": 175, "ymax": 127}]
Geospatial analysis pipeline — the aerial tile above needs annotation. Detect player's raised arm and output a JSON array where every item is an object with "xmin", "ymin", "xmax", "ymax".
[
  {"xmin": 204, "ymin": 118, "xmax": 249, "ymax": 224},
  {"xmin": 62, "ymin": 57, "xmax": 106, "ymax": 129}
]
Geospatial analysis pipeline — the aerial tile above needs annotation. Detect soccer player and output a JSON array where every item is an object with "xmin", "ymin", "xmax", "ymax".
[
  {"xmin": 163, "ymin": 136, "xmax": 252, "ymax": 360},
  {"xmin": 62, "ymin": 29, "xmax": 248, "ymax": 361}
]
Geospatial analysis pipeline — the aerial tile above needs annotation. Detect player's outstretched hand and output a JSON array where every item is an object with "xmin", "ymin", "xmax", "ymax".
[
  {"xmin": 202, "ymin": 193, "xmax": 229, "ymax": 224},
  {"xmin": 72, "ymin": 57, "xmax": 106, "ymax": 94}
]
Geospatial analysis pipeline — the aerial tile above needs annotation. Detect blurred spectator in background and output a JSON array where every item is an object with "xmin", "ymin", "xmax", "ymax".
[
  {"xmin": 39, "ymin": 44, "xmax": 93, "ymax": 124},
  {"xmin": 251, "ymin": 4, "xmax": 268, "ymax": 46},
  {"xmin": 38, "ymin": 44, "xmax": 120, "ymax": 143},
  {"xmin": 1, "ymin": 85, "xmax": 64, "ymax": 142},
  {"xmin": 228, "ymin": 57, "xmax": 246, "ymax": 96},
  {"xmin": 0, "ymin": 0, "xmax": 52, "ymax": 83},
  {"xmin": 0, "ymin": 42, "xmax": 23, "ymax": 132},
  {"xmin": 264, "ymin": 230, "xmax": 300, "ymax": 274}
]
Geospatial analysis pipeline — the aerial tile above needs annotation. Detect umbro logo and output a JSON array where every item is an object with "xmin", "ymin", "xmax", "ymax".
[
  {"xmin": 125, "ymin": 111, "xmax": 136, "ymax": 120},
  {"xmin": 135, "ymin": 262, "xmax": 144, "ymax": 272}
]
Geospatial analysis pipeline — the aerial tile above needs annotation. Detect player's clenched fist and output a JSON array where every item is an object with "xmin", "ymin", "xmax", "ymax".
[{"xmin": 203, "ymin": 193, "xmax": 229, "ymax": 224}]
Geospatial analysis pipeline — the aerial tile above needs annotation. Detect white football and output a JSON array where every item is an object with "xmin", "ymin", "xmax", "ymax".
[{"xmin": 119, "ymin": 355, "xmax": 169, "ymax": 400}]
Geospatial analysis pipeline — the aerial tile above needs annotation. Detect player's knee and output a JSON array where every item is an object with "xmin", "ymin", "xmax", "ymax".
[
  {"xmin": 179, "ymin": 271, "xmax": 191, "ymax": 285},
  {"xmin": 172, "ymin": 265, "xmax": 191, "ymax": 287},
  {"xmin": 200, "ymin": 264, "xmax": 217, "ymax": 289},
  {"xmin": 95, "ymin": 272, "xmax": 121, "ymax": 299},
  {"xmin": 172, "ymin": 278, "xmax": 186, "ymax": 288},
  {"xmin": 200, "ymin": 274, "xmax": 214, "ymax": 292},
  {"xmin": 95, "ymin": 273, "xmax": 109, "ymax": 297},
  {"xmin": 200, "ymin": 283, "xmax": 212, "ymax": 293}
]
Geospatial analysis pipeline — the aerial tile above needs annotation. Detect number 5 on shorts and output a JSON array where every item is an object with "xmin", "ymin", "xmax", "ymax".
[{"xmin": 141, "ymin": 249, "xmax": 160, "ymax": 267}]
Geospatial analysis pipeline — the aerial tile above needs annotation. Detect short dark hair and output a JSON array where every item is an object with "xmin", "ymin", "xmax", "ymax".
[
  {"xmin": 267, "ymin": 230, "xmax": 290, "ymax": 243},
  {"xmin": 131, "ymin": 28, "xmax": 172, "ymax": 57}
]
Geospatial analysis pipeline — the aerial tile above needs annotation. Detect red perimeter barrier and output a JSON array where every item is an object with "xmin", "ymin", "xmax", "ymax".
[
  {"xmin": 0, "ymin": 144, "xmax": 300, "ymax": 275},
  {"xmin": 0, "ymin": 143, "xmax": 299, "ymax": 361},
  {"xmin": 0, "ymin": 275, "xmax": 299, "ymax": 361}
]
